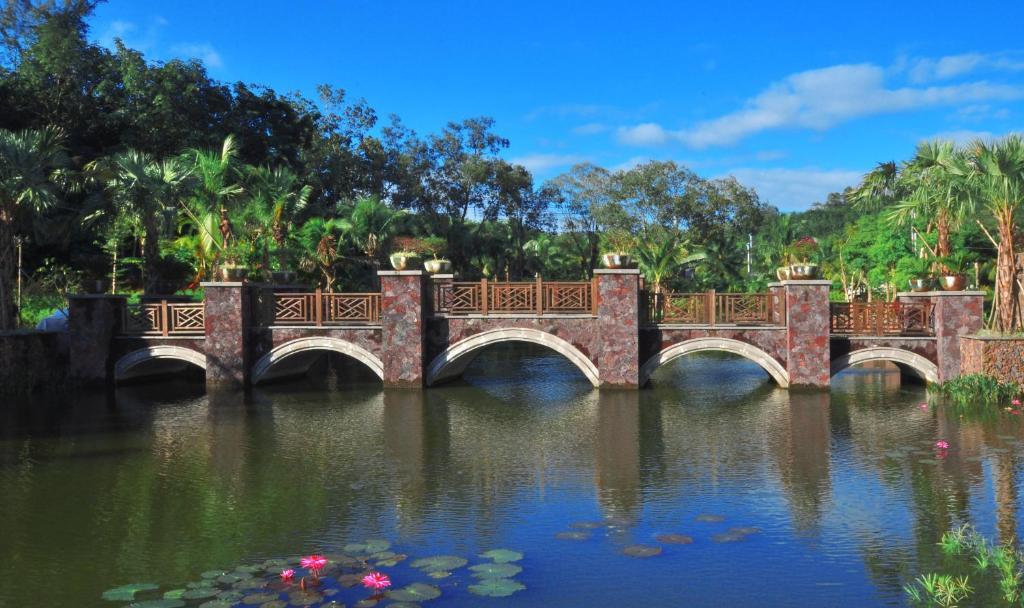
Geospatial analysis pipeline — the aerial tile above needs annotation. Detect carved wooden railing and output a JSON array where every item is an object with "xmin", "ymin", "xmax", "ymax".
[
  {"xmin": 830, "ymin": 301, "xmax": 934, "ymax": 336},
  {"xmin": 121, "ymin": 301, "xmax": 205, "ymax": 336},
  {"xmin": 433, "ymin": 278, "xmax": 596, "ymax": 316},
  {"xmin": 273, "ymin": 290, "xmax": 381, "ymax": 325},
  {"xmin": 646, "ymin": 291, "xmax": 777, "ymax": 326}
]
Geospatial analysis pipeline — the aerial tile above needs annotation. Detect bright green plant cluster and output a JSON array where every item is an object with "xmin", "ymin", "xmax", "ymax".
[
  {"xmin": 905, "ymin": 525, "xmax": 1024, "ymax": 607},
  {"xmin": 938, "ymin": 374, "xmax": 1021, "ymax": 408}
]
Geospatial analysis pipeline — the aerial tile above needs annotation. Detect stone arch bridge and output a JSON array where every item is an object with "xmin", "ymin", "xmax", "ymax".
[{"xmin": 68, "ymin": 271, "xmax": 982, "ymax": 390}]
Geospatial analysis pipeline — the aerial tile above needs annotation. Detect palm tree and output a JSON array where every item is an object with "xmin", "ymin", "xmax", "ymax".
[
  {"xmin": 295, "ymin": 217, "xmax": 349, "ymax": 290},
  {"xmin": 337, "ymin": 196, "xmax": 404, "ymax": 271},
  {"xmin": 240, "ymin": 165, "xmax": 311, "ymax": 271},
  {"xmin": 183, "ymin": 135, "xmax": 244, "ymax": 254},
  {"xmin": 970, "ymin": 135, "xmax": 1024, "ymax": 332},
  {"xmin": 634, "ymin": 235, "xmax": 705, "ymax": 293},
  {"xmin": 86, "ymin": 151, "xmax": 189, "ymax": 292},
  {"xmin": 0, "ymin": 127, "xmax": 71, "ymax": 329}
]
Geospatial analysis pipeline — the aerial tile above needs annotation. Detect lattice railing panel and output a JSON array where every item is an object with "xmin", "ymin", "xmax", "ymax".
[
  {"xmin": 645, "ymin": 291, "xmax": 776, "ymax": 326},
  {"xmin": 272, "ymin": 291, "xmax": 380, "ymax": 325},
  {"xmin": 120, "ymin": 301, "xmax": 204, "ymax": 336},
  {"xmin": 433, "ymin": 279, "xmax": 594, "ymax": 316},
  {"xmin": 830, "ymin": 302, "xmax": 934, "ymax": 336}
]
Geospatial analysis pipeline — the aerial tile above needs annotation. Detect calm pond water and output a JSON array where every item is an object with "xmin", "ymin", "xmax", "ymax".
[{"xmin": 1, "ymin": 346, "xmax": 1023, "ymax": 607}]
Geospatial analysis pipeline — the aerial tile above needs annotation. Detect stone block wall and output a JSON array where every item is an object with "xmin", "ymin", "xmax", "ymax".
[
  {"xmin": 68, "ymin": 295, "xmax": 125, "ymax": 385},
  {"xmin": 961, "ymin": 336, "xmax": 1024, "ymax": 386},
  {"xmin": 379, "ymin": 271, "xmax": 425, "ymax": 388},
  {"xmin": 783, "ymin": 281, "xmax": 832, "ymax": 388},
  {"xmin": 595, "ymin": 269, "xmax": 641, "ymax": 388},
  {"xmin": 202, "ymin": 283, "xmax": 250, "ymax": 387},
  {"xmin": 0, "ymin": 330, "xmax": 68, "ymax": 395}
]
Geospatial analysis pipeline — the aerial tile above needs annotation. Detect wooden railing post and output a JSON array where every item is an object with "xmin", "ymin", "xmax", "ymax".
[
  {"xmin": 160, "ymin": 299, "xmax": 169, "ymax": 336},
  {"xmin": 536, "ymin": 276, "xmax": 544, "ymax": 316},
  {"xmin": 591, "ymin": 276, "xmax": 599, "ymax": 316},
  {"xmin": 480, "ymin": 278, "xmax": 488, "ymax": 316},
  {"xmin": 707, "ymin": 289, "xmax": 716, "ymax": 325},
  {"xmin": 314, "ymin": 288, "xmax": 323, "ymax": 326}
]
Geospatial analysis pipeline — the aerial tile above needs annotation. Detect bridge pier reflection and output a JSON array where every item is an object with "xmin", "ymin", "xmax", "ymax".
[
  {"xmin": 770, "ymin": 391, "xmax": 833, "ymax": 534},
  {"xmin": 594, "ymin": 391, "xmax": 644, "ymax": 523}
]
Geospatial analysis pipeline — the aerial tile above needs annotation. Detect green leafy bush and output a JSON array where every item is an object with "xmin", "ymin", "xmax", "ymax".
[{"xmin": 939, "ymin": 374, "xmax": 1021, "ymax": 407}]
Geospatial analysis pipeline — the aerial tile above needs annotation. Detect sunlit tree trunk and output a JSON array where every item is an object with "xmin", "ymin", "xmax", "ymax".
[
  {"xmin": 935, "ymin": 210, "xmax": 951, "ymax": 260},
  {"xmin": 995, "ymin": 207, "xmax": 1019, "ymax": 332}
]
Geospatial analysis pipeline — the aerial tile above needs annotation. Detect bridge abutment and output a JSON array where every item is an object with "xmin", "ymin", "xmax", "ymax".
[{"xmin": 68, "ymin": 294, "xmax": 126, "ymax": 385}]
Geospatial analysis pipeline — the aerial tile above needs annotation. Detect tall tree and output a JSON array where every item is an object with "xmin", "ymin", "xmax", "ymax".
[
  {"xmin": 0, "ymin": 126, "xmax": 71, "ymax": 329},
  {"xmin": 547, "ymin": 163, "xmax": 614, "ymax": 278}
]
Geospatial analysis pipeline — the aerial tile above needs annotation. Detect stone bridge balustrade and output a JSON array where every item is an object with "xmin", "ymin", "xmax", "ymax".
[{"xmin": 65, "ymin": 272, "xmax": 987, "ymax": 391}]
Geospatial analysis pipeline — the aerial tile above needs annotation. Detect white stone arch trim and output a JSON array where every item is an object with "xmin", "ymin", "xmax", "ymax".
[
  {"xmin": 425, "ymin": 327, "xmax": 600, "ymax": 387},
  {"xmin": 115, "ymin": 345, "xmax": 207, "ymax": 380},
  {"xmin": 251, "ymin": 337, "xmax": 384, "ymax": 383},
  {"xmin": 639, "ymin": 337, "xmax": 790, "ymax": 387},
  {"xmin": 831, "ymin": 347, "xmax": 939, "ymax": 384}
]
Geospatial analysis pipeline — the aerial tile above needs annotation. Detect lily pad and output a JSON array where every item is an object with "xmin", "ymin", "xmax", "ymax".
[
  {"xmin": 127, "ymin": 601, "xmax": 185, "ymax": 608},
  {"xmin": 186, "ymin": 582, "xmax": 214, "ymax": 590},
  {"xmin": 241, "ymin": 593, "xmax": 279, "ymax": 605},
  {"xmin": 216, "ymin": 590, "xmax": 243, "ymax": 601},
  {"xmin": 197, "ymin": 601, "xmax": 234, "ymax": 608},
  {"xmin": 428, "ymin": 570, "xmax": 452, "ymax": 579},
  {"xmin": 388, "ymin": 604, "xmax": 422, "ymax": 608},
  {"xmin": 201, "ymin": 570, "xmax": 226, "ymax": 580},
  {"xmin": 363, "ymin": 539, "xmax": 391, "ymax": 553},
  {"xmin": 695, "ymin": 514, "xmax": 725, "ymax": 523},
  {"xmin": 623, "ymin": 545, "xmax": 662, "ymax": 558},
  {"xmin": 233, "ymin": 578, "xmax": 266, "ymax": 591},
  {"xmin": 728, "ymin": 527, "xmax": 760, "ymax": 535},
  {"xmin": 235, "ymin": 565, "xmax": 263, "ymax": 575},
  {"xmin": 258, "ymin": 601, "xmax": 286, "ymax": 608},
  {"xmin": 181, "ymin": 588, "xmax": 220, "ymax": 602},
  {"xmin": 712, "ymin": 532, "xmax": 747, "ymax": 543},
  {"xmin": 411, "ymin": 555, "xmax": 468, "ymax": 572},
  {"xmin": 162, "ymin": 589, "xmax": 184, "ymax": 600},
  {"xmin": 479, "ymin": 549, "xmax": 523, "ymax": 563},
  {"xmin": 468, "ymin": 578, "xmax": 526, "ymax": 598},
  {"xmin": 656, "ymin": 534, "xmax": 693, "ymax": 544},
  {"xmin": 354, "ymin": 600, "xmax": 379, "ymax": 608},
  {"xmin": 286, "ymin": 590, "xmax": 323, "ymax": 606},
  {"xmin": 376, "ymin": 553, "xmax": 407, "ymax": 567},
  {"xmin": 470, "ymin": 562, "xmax": 523, "ymax": 578},
  {"xmin": 387, "ymin": 583, "xmax": 442, "ymax": 602},
  {"xmin": 370, "ymin": 550, "xmax": 396, "ymax": 560},
  {"xmin": 215, "ymin": 574, "xmax": 245, "ymax": 585},
  {"xmin": 343, "ymin": 543, "xmax": 367, "ymax": 553},
  {"xmin": 338, "ymin": 574, "xmax": 364, "ymax": 587},
  {"xmin": 555, "ymin": 530, "xmax": 591, "ymax": 541},
  {"xmin": 102, "ymin": 583, "xmax": 160, "ymax": 601}
]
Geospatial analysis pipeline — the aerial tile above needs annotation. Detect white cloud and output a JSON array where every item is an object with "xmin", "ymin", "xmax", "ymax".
[
  {"xmin": 922, "ymin": 129, "xmax": 1010, "ymax": 145},
  {"xmin": 907, "ymin": 52, "xmax": 1024, "ymax": 83},
  {"xmin": 617, "ymin": 63, "xmax": 1023, "ymax": 149},
  {"xmin": 616, "ymin": 123, "xmax": 669, "ymax": 145},
  {"xmin": 723, "ymin": 167, "xmax": 863, "ymax": 212},
  {"xmin": 509, "ymin": 153, "xmax": 588, "ymax": 174},
  {"xmin": 572, "ymin": 122, "xmax": 608, "ymax": 135},
  {"xmin": 170, "ymin": 43, "xmax": 225, "ymax": 69}
]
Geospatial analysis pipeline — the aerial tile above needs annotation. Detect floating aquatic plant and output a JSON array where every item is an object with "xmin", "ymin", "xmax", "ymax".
[
  {"xmin": 468, "ymin": 577, "xmax": 526, "ymax": 597},
  {"xmin": 102, "ymin": 583, "xmax": 160, "ymax": 601},
  {"xmin": 656, "ymin": 533, "xmax": 693, "ymax": 544},
  {"xmin": 470, "ymin": 562, "xmax": 522, "ymax": 579},
  {"xmin": 410, "ymin": 555, "xmax": 468, "ymax": 573},
  {"xmin": 479, "ymin": 549, "xmax": 523, "ymax": 563},
  {"xmin": 623, "ymin": 545, "xmax": 662, "ymax": 557},
  {"xmin": 386, "ymin": 582, "xmax": 441, "ymax": 602}
]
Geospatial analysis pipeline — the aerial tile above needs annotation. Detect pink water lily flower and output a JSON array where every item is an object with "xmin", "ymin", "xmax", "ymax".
[
  {"xmin": 1014, "ymin": 399, "xmax": 1022, "ymax": 406},
  {"xmin": 280, "ymin": 569, "xmax": 295, "ymax": 582},
  {"xmin": 935, "ymin": 440, "xmax": 950, "ymax": 450},
  {"xmin": 919, "ymin": 403, "xmax": 928, "ymax": 410},
  {"xmin": 362, "ymin": 571, "xmax": 392, "ymax": 591},
  {"xmin": 300, "ymin": 555, "xmax": 328, "ymax": 577}
]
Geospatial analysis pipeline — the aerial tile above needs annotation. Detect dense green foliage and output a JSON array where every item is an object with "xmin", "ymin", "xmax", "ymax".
[
  {"xmin": 938, "ymin": 374, "xmax": 1022, "ymax": 409},
  {"xmin": 0, "ymin": 1, "xmax": 1013, "ymax": 332}
]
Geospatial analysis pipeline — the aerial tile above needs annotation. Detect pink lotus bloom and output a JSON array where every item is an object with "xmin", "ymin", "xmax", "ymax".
[
  {"xmin": 1014, "ymin": 410, "xmax": 1023, "ymax": 416},
  {"xmin": 935, "ymin": 440, "xmax": 950, "ymax": 450},
  {"xmin": 280, "ymin": 569, "xmax": 295, "ymax": 581},
  {"xmin": 300, "ymin": 555, "xmax": 328, "ymax": 576},
  {"xmin": 1014, "ymin": 399, "xmax": 1022, "ymax": 406},
  {"xmin": 362, "ymin": 571, "xmax": 392, "ymax": 591},
  {"xmin": 919, "ymin": 403, "xmax": 928, "ymax": 410}
]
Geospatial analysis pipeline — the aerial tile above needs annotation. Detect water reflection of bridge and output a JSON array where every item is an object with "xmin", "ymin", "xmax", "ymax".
[{"xmin": 69, "ymin": 272, "xmax": 984, "ymax": 391}]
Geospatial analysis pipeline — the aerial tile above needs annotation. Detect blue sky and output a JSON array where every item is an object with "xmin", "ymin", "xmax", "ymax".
[{"xmin": 88, "ymin": 0, "xmax": 1024, "ymax": 211}]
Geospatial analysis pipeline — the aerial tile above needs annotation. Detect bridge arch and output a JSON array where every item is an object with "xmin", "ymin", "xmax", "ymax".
[
  {"xmin": 426, "ymin": 328, "xmax": 600, "ymax": 387},
  {"xmin": 115, "ymin": 345, "xmax": 207, "ymax": 381},
  {"xmin": 640, "ymin": 337, "xmax": 790, "ymax": 387},
  {"xmin": 831, "ymin": 347, "xmax": 938, "ymax": 384},
  {"xmin": 252, "ymin": 337, "xmax": 384, "ymax": 383}
]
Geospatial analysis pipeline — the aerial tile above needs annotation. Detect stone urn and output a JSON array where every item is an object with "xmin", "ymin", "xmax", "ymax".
[
  {"xmin": 788, "ymin": 263, "xmax": 820, "ymax": 280},
  {"xmin": 602, "ymin": 253, "xmax": 631, "ymax": 269},
  {"xmin": 389, "ymin": 253, "xmax": 417, "ymax": 271},
  {"xmin": 938, "ymin": 274, "xmax": 967, "ymax": 291},
  {"xmin": 908, "ymin": 277, "xmax": 932, "ymax": 292},
  {"xmin": 217, "ymin": 265, "xmax": 248, "ymax": 282},
  {"xmin": 423, "ymin": 259, "xmax": 452, "ymax": 274}
]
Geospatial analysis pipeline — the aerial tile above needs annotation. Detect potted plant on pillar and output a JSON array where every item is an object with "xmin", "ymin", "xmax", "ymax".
[
  {"xmin": 936, "ymin": 251, "xmax": 975, "ymax": 291},
  {"xmin": 776, "ymin": 245, "xmax": 792, "ymax": 281},
  {"xmin": 602, "ymin": 230, "xmax": 635, "ymax": 269},
  {"xmin": 900, "ymin": 256, "xmax": 934, "ymax": 292},
  {"xmin": 389, "ymin": 236, "xmax": 423, "ymax": 271},
  {"xmin": 788, "ymin": 236, "xmax": 820, "ymax": 280},
  {"xmin": 217, "ymin": 242, "xmax": 249, "ymax": 282},
  {"xmin": 421, "ymin": 236, "xmax": 452, "ymax": 274}
]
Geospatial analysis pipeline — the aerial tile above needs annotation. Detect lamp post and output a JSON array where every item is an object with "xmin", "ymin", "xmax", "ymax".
[{"xmin": 14, "ymin": 235, "xmax": 23, "ymax": 328}]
